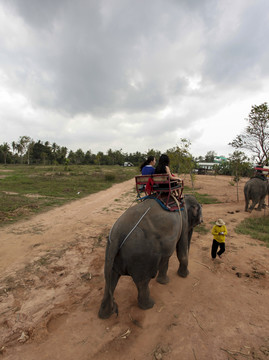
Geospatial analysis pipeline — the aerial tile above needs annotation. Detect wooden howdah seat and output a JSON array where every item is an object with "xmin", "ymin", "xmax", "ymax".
[{"xmin": 135, "ymin": 174, "xmax": 184, "ymax": 211}]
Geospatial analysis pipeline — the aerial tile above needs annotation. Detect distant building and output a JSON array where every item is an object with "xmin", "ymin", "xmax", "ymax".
[
  {"xmin": 214, "ymin": 156, "xmax": 227, "ymax": 163},
  {"xmin": 197, "ymin": 162, "xmax": 216, "ymax": 174},
  {"xmin": 196, "ymin": 156, "xmax": 227, "ymax": 174}
]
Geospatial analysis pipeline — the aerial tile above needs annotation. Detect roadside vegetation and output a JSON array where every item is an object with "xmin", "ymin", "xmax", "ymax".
[
  {"xmin": 0, "ymin": 164, "xmax": 137, "ymax": 226},
  {"xmin": 1, "ymin": 164, "xmax": 268, "ymax": 246},
  {"xmin": 235, "ymin": 216, "xmax": 269, "ymax": 247},
  {"xmin": 184, "ymin": 187, "xmax": 220, "ymax": 205},
  {"xmin": 0, "ymin": 164, "xmax": 222, "ymax": 227}
]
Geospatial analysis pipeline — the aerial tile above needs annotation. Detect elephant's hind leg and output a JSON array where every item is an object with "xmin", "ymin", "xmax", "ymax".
[
  {"xmin": 257, "ymin": 196, "xmax": 266, "ymax": 210},
  {"xmin": 249, "ymin": 199, "xmax": 258, "ymax": 211},
  {"xmin": 135, "ymin": 278, "xmax": 155, "ymax": 310}
]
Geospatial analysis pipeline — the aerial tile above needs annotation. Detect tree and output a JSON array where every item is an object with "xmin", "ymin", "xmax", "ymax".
[
  {"xmin": 0, "ymin": 142, "xmax": 11, "ymax": 164},
  {"xmin": 32, "ymin": 140, "xmax": 51, "ymax": 164},
  {"xmin": 56, "ymin": 146, "xmax": 68, "ymax": 164},
  {"xmin": 167, "ymin": 139, "xmax": 194, "ymax": 172},
  {"xmin": 127, "ymin": 151, "xmax": 144, "ymax": 166},
  {"xmin": 17, "ymin": 136, "xmax": 33, "ymax": 164},
  {"xmin": 74, "ymin": 149, "xmax": 85, "ymax": 164},
  {"xmin": 67, "ymin": 150, "xmax": 76, "ymax": 164},
  {"xmin": 15, "ymin": 142, "xmax": 23, "ymax": 163},
  {"xmin": 95, "ymin": 151, "xmax": 104, "ymax": 165},
  {"xmin": 230, "ymin": 102, "xmax": 269, "ymax": 164},
  {"xmin": 228, "ymin": 151, "xmax": 251, "ymax": 202},
  {"xmin": 51, "ymin": 142, "xmax": 60, "ymax": 163},
  {"xmin": 11, "ymin": 141, "xmax": 16, "ymax": 155},
  {"xmin": 84, "ymin": 150, "xmax": 95, "ymax": 164},
  {"xmin": 204, "ymin": 151, "xmax": 216, "ymax": 162},
  {"xmin": 106, "ymin": 149, "xmax": 125, "ymax": 165},
  {"xmin": 167, "ymin": 139, "xmax": 196, "ymax": 188}
]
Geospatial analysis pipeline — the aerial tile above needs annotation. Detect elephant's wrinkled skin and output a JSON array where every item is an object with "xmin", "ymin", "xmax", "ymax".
[
  {"xmin": 244, "ymin": 177, "xmax": 269, "ymax": 212},
  {"xmin": 98, "ymin": 195, "xmax": 202, "ymax": 319}
]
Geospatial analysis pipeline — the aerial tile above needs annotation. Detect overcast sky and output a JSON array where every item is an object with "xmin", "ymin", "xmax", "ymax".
[{"xmin": 0, "ymin": 0, "xmax": 269, "ymax": 158}]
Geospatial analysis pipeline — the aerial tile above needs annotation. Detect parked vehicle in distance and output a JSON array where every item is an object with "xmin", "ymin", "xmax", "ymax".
[{"xmin": 123, "ymin": 162, "xmax": 134, "ymax": 167}]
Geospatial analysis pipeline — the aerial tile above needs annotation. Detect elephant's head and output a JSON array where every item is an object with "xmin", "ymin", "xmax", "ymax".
[{"xmin": 185, "ymin": 195, "xmax": 203, "ymax": 229}]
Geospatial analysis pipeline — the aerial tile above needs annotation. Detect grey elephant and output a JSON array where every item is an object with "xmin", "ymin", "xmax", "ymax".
[
  {"xmin": 244, "ymin": 177, "xmax": 269, "ymax": 212},
  {"xmin": 98, "ymin": 195, "xmax": 203, "ymax": 319}
]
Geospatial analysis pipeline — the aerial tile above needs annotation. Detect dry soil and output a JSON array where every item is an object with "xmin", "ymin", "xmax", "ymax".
[{"xmin": 0, "ymin": 175, "xmax": 268, "ymax": 360}]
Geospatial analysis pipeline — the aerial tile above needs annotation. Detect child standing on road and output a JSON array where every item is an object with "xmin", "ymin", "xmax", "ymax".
[{"xmin": 211, "ymin": 219, "xmax": 228, "ymax": 259}]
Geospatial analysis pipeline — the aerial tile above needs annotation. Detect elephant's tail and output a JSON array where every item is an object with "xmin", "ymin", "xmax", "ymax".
[
  {"xmin": 98, "ymin": 236, "xmax": 118, "ymax": 319},
  {"xmin": 98, "ymin": 226, "xmax": 120, "ymax": 318}
]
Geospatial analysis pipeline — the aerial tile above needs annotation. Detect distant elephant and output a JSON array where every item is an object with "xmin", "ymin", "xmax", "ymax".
[
  {"xmin": 98, "ymin": 195, "xmax": 203, "ymax": 319},
  {"xmin": 244, "ymin": 177, "xmax": 269, "ymax": 212}
]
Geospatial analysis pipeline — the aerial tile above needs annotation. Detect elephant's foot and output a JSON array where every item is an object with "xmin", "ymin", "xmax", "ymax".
[
  {"xmin": 255, "ymin": 208, "xmax": 262, "ymax": 211},
  {"xmin": 156, "ymin": 275, "xmax": 169, "ymax": 284},
  {"xmin": 177, "ymin": 268, "xmax": 189, "ymax": 278},
  {"xmin": 138, "ymin": 297, "xmax": 155, "ymax": 310},
  {"xmin": 98, "ymin": 301, "xmax": 118, "ymax": 319}
]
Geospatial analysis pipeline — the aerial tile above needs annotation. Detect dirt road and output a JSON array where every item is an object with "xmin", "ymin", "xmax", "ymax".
[{"xmin": 0, "ymin": 175, "xmax": 268, "ymax": 360}]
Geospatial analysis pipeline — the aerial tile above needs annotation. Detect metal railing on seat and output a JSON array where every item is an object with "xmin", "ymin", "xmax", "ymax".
[{"xmin": 135, "ymin": 174, "xmax": 184, "ymax": 208}]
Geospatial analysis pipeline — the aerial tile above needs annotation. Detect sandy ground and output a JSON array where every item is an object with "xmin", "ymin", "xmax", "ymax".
[{"xmin": 0, "ymin": 175, "xmax": 268, "ymax": 360}]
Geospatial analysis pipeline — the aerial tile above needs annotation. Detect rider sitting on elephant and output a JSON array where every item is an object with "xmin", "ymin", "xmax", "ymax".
[
  {"xmin": 140, "ymin": 155, "xmax": 156, "ymax": 175},
  {"xmin": 155, "ymin": 154, "xmax": 181, "ymax": 198},
  {"xmin": 255, "ymin": 163, "xmax": 267, "ymax": 181}
]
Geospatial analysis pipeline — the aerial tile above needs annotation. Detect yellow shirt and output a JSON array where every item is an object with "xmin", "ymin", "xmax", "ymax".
[{"xmin": 211, "ymin": 225, "xmax": 227, "ymax": 243}]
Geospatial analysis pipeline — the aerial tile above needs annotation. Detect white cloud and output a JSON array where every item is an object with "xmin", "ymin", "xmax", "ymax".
[{"xmin": 0, "ymin": 0, "xmax": 269, "ymax": 158}]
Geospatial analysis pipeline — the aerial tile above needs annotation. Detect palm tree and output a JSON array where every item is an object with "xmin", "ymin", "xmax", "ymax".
[
  {"xmin": 12, "ymin": 141, "xmax": 16, "ymax": 155},
  {"xmin": 19, "ymin": 136, "xmax": 32, "ymax": 164},
  {"xmin": 16, "ymin": 142, "xmax": 23, "ymax": 163},
  {"xmin": 1, "ymin": 142, "xmax": 10, "ymax": 164}
]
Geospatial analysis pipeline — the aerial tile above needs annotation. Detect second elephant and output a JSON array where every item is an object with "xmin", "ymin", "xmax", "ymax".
[{"xmin": 244, "ymin": 177, "xmax": 269, "ymax": 212}]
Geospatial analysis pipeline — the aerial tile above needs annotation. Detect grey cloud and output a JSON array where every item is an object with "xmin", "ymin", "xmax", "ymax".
[
  {"xmin": 5, "ymin": 0, "xmax": 65, "ymax": 28},
  {"xmin": 1, "ymin": 0, "xmax": 269, "ymax": 156},
  {"xmin": 202, "ymin": 1, "xmax": 269, "ymax": 87},
  {"xmin": 2, "ymin": 0, "xmax": 212, "ymax": 119}
]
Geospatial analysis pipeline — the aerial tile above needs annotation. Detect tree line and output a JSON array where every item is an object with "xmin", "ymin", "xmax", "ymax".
[
  {"xmin": 0, "ymin": 136, "xmax": 160, "ymax": 166},
  {"xmin": 0, "ymin": 102, "xmax": 268, "ymax": 178},
  {"xmin": 0, "ymin": 135, "xmax": 217, "ymax": 167},
  {"xmin": 0, "ymin": 136, "xmax": 254, "ymax": 178}
]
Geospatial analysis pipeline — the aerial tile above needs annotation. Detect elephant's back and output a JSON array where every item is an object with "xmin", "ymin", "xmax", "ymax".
[
  {"xmin": 245, "ymin": 177, "xmax": 267, "ymax": 191},
  {"xmin": 117, "ymin": 198, "xmax": 179, "ymax": 225},
  {"xmin": 111, "ymin": 199, "xmax": 181, "ymax": 247}
]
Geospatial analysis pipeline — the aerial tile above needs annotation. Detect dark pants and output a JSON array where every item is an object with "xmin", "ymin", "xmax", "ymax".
[{"xmin": 211, "ymin": 239, "xmax": 225, "ymax": 258}]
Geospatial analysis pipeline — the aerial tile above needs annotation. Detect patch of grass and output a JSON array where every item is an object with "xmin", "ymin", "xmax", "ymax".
[
  {"xmin": 0, "ymin": 164, "xmax": 138, "ymax": 226},
  {"xmin": 194, "ymin": 223, "xmax": 209, "ymax": 234},
  {"xmin": 235, "ymin": 216, "xmax": 269, "ymax": 247},
  {"xmin": 105, "ymin": 174, "xmax": 116, "ymax": 181},
  {"xmin": 184, "ymin": 187, "xmax": 220, "ymax": 205}
]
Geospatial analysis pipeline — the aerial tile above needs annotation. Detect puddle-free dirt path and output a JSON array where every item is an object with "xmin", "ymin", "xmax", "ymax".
[{"xmin": 0, "ymin": 175, "xmax": 268, "ymax": 360}]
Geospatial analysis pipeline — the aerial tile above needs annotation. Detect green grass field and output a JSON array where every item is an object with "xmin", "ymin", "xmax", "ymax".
[
  {"xmin": 1, "ymin": 165, "xmax": 268, "ymax": 246},
  {"xmin": 0, "ymin": 164, "xmax": 138, "ymax": 225},
  {"xmin": 235, "ymin": 216, "xmax": 269, "ymax": 247}
]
